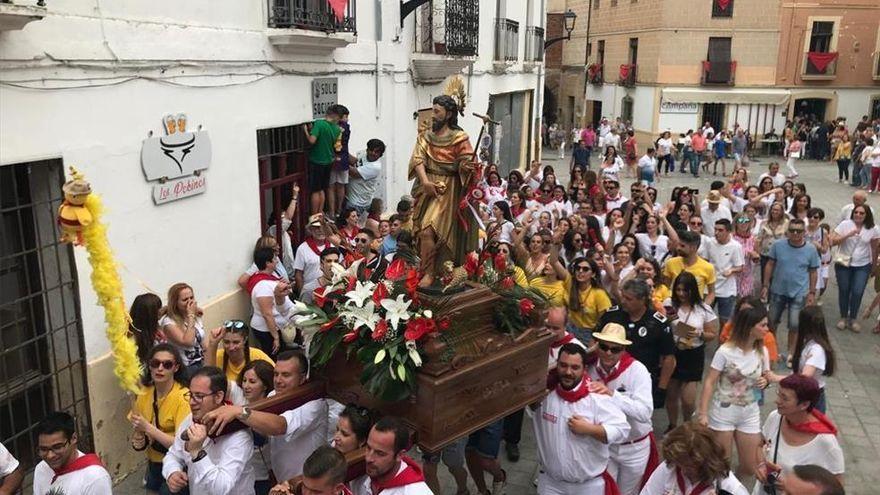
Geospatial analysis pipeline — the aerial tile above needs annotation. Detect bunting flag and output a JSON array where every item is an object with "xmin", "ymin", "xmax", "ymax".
[
  {"xmin": 716, "ymin": 0, "xmax": 731, "ymax": 11},
  {"xmin": 807, "ymin": 51, "xmax": 838, "ymax": 73},
  {"xmin": 327, "ymin": 0, "xmax": 348, "ymax": 22},
  {"xmin": 619, "ymin": 64, "xmax": 631, "ymax": 80}
]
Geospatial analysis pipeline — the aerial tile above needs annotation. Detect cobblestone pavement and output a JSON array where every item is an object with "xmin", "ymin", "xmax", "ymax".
[{"xmin": 115, "ymin": 154, "xmax": 880, "ymax": 494}]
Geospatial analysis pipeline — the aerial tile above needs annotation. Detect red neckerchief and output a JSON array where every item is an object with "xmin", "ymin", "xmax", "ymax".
[
  {"xmin": 595, "ymin": 352, "xmax": 635, "ymax": 384},
  {"xmin": 675, "ymin": 468, "xmax": 711, "ymax": 495},
  {"xmin": 51, "ymin": 452, "xmax": 104, "ymax": 483},
  {"xmin": 511, "ymin": 205, "xmax": 526, "ymax": 218},
  {"xmin": 370, "ymin": 455, "xmax": 425, "ymax": 494},
  {"xmin": 550, "ymin": 333, "xmax": 575, "ymax": 348},
  {"xmin": 639, "ymin": 432, "xmax": 660, "ymax": 491},
  {"xmin": 536, "ymin": 196, "xmax": 553, "ymax": 205},
  {"xmin": 306, "ymin": 237, "xmax": 328, "ymax": 257},
  {"xmin": 606, "ymin": 194, "xmax": 620, "ymax": 202},
  {"xmin": 601, "ymin": 470, "xmax": 622, "ymax": 495},
  {"xmin": 340, "ymin": 487, "xmax": 354, "ymax": 495},
  {"xmin": 787, "ymin": 410, "xmax": 838, "ymax": 435},
  {"xmin": 342, "ymin": 226, "xmax": 359, "ymax": 243},
  {"xmin": 246, "ymin": 272, "xmax": 280, "ymax": 294},
  {"xmin": 554, "ymin": 375, "xmax": 591, "ymax": 403}
]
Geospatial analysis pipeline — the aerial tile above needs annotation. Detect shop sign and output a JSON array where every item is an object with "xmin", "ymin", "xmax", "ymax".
[
  {"xmin": 141, "ymin": 113, "xmax": 211, "ymax": 205},
  {"xmin": 659, "ymin": 100, "xmax": 699, "ymax": 114},
  {"xmin": 312, "ymin": 77, "xmax": 338, "ymax": 118}
]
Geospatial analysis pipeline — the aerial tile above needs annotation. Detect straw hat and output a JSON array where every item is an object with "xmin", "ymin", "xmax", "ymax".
[
  {"xmin": 707, "ymin": 190, "xmax": 723, "ymax": 204},
  {"xmin": 592, "ymin": 323, "xmax": 632, "ymax": 346}
]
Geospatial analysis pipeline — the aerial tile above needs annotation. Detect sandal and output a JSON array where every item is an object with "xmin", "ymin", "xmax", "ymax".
[
  {"xmin": 836, "ymin": 320, "xmax": 847, "ymax": 331},
  {"xmin": 851, "ymin": 322, "xmax": 862, "ymax": 333}
]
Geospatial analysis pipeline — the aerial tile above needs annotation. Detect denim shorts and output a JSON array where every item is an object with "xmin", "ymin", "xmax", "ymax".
[
  {"xmin": 714, "ymin": 296, "xmax": 736, "ymax": 321},
  {"xmin": 422, "ymin": 436, "xmax": 467, "ymax": 466},
  {"xmin": 466, "ymin": 419, "xmax": 504, "ymax": 459}
]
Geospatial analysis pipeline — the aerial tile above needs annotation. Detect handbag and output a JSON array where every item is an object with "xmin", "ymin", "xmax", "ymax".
[{"xmin": 834, "ymin": 233, "xmax": 858, "ymax": 267}]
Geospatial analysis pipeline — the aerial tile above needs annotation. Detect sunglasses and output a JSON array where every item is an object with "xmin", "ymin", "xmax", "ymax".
[
  {"xmin": 575, "ymin": 265, "xmax": 592, "ymax": 272},
  {"xmin": 355, "ymin": 237, "xmax": 370, "ymax": 244},
  {"xmin": 224, "ymin": 320, "xmax": 246, "ymax": 330},
  {"xmin": 788, "ymin": 229, "xmax": 804, "ymax": 234},
  {"xmin": 809, "ymin": 215, "xmax": 822, "ymax": 220},
  {"xmin": 690, "ymin": 222, "xmax": 703, "ymax": 227},
  {"xmin": 149, "ymin": 359, "xmax": 176, "ymax": 370},
  {"xmin": 598, "ymin": 342, "xmax": 624, "ymax": 353},
  {"xmin": 735, "ymin": 217, "xmax": 751, "ymax": 224}
]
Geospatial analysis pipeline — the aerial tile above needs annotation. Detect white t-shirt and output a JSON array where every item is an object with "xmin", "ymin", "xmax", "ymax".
[
  {"xmin": 833, "ymin": 220, "xmax": 880, "ymax": 267},
  {"xmin": 158, "ymin": 315, "xmax": 205, "ymax": 367},
  {"xmin": 758, "ymin": 172, "xmax": 786, "ymax": 187},
  {"xmin": 751, "ymin": 410, "xmax": 844, "ymax": 495},
  {"xmin": 245, "ymin": 261, "xmax": 289, "ymax": 283},
  {"xmin": 601, "ymin": 159, "xmax": 623, "ymax": 182},
  {"xmin": 799, "ymin": 340, "xmax": 828, "ymax": 389},
  {"xmin": 656, "ymin": 138, "xmax": 673, "ymax": 156},
  {"xmin": 674, "ymin": 303, "xmax": 717, "ymax": 349},
  {"xmin": 347, "ymin": 151, "xmax": 382, "ymax": 208},
  {"xmin": 642, "ymin": 462, "xmax": 748, "ymax": 495},
  {"xmin": 634, "ymin": 233, "xmax": 669, "ymax": 261},
  {"xmin": 250, "ymin": 280, "xmax": 294, "ymax": 333},
  {"xmin": 293, "ymin": 240, "xmax": 326, "ymax": 289},
  {"xmin": 700, "ymin": 204, "xmax": 733, "ymax": 237},
  {"xmin": 710, "ymin": 344, "xmax": 770, "ymax": 407},
  {"xmin": 704, "ymin": 238, "xmax": 745, "ymax": 297},
  {"xmin": 703, "ymin": 126, "xmax": 715, "ymax": 137},
  {"xmin": 33, "ymin": 451, "xmax": 113, "ymax": 495},
  {"xmin": 638, "ymin": 155, "xmax": 657, "ymax": 174},
  {"xmin": 0, "ymin": 442, "xmax": 19, "ymax": 480}
]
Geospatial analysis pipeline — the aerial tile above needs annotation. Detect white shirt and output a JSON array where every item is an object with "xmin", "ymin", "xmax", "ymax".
[
  {"xmin": 704, "ymin": 237, "xmax": 745, "ymax": 297},
  {"xmin": 533, "ymin": 383, "xmax": 630, "ymax": 483},
  {"xmin": 245, "ymin": 260, "xmax": 290, "ymax": 283},
  {"xmin": 601, "ymin": 158, "xmax": 624, "ymax": 182},
  {"xmin": 674, "ymin": 303, "xmax": 717, "ymax": 349},
  {"xmin": 799, "ymin": 340, "xmax": 828, "ymax": 389},
  {"xmin": 163, "ymin": 415, "xmax": 255, "ymax": 495},
  {"xmin": 833, "ymin": 220, "xmax": 880, "ymax": 267},
  {"xmin": 638, "ymin": 155, "xmax": 657, "ymax": 174},
  {"xmin": 838, "ymin": 203, "xmax": 876, "ymax": 226},
  {"xmin": 269, "ymin": 397, "xmax": 329, "ymax": 482},
  {"xmin": 0, "ymin": 442, "xmax": 19, "ymax": 480},
  {"xmin": 606, "ymin": 192, "xmax": 627, "ymax": 210},
  {"xmin": 758, "ymin": 172, "xmax": 786, "ymax": 187},
  {"xmin": 293, "ymin": 239, "xmax": 326, "ymax": 289},
  {"xmin": 347, "ymin": 151, "xmax": 382, "ymax": 208},
  {"xmin": 703, "ymin": 126, "xmax": 715, "ymax": 138},
  {"xmin": 603, "ymin": 133, "xmax": 622, "ymax": 150},
  {"xmin": 635, "ymin": 233, "xmax": 670, "ymax": 261},
  {"xmin": 656, "ymin": 138, "xmax": 673, "ymax": 156},
  {"xmin": 587, "ymin": 358, "xmax": 654, "ymax": 441},
  {"xmin": 700, "ymin": 204, "xmax": 732, "ymax": 237},
  {"xmin": 642, "ymin": 463, "xmax": 748, "ymax": 495},
  {"xmin": 268, "ymin": 217, "xmax": 295, "ymax": 276},
  {"xmin": 159, "ymin": 315, "xmax": 205, "ymax": 367},
  {"xmin": 599, "ymin": 123, "xmax": 612, "ymax": 137},
  {"xmin": 350, "ymin": 460, "xmax": 433, "ymax": 495},
  {"xmin": 249, "ymin": 279, "xmax": 295, "ymax": 333},
  {"xmin": 33, "ymin": 451, "xmax": 112, "ymax": 495}
]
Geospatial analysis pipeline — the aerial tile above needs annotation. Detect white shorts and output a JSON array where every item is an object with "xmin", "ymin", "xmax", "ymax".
[
  {"xmin": 329, "ymin": 168, "xmax": 349, "ymax": 185},
  {"xmin": 708, "ymin": 401, "xmax": 761, "ymax": 434}
]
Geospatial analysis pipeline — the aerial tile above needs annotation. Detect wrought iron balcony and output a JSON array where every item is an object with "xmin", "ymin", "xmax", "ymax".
[
  {"xmin": 414, "ymin": 0, "xmax": 479, "ymax": 57},
  {"xmin": 525, "ymin": 26, "xmax": 544, "ymax": 63},
  {"xmin": 588, "ymin": 63, "xmax": 604, "ymax": 85},
  {"xmin": 494, "ymin": 18, "xmax": 519, "ymax": 63},
  {"xmin": 701, "ymin": 60, "xmax": 736, "ymax": 85},
  {"xmin": 268, "ymin": 0, "xmax": 356, "ymax": 33},
  {"xmin": 619, "ymin": 64, "xmax": 636, "ymax": 87},
  {"xmin": 802, "ymin": 51, "xmax": 838, "ymax": 79}
]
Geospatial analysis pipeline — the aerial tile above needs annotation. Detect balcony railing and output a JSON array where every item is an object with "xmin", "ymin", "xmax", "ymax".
[
  {"xmin": 588, "ymin": 63, "xmax": 604, "ymax": 85},
  {"xmin": 701, "ymin": 60, "xmax": 736, "ymax": 85},
  {"xmin": 525, "ymin": 26, "xmax": 544, "ymax": 62},
  {"xmin": 802, "ymin": 51, "xmax": 838, "ymax": 79},
  {"xmin": 619, "ymin": 64, "xmax": 636, "ymax": 87},
  {"xmin": 494, "ymin": 18, "xmax": 519, "ymax": 62},
  {"xmin": 268, "ymin": 0, "xmax": 356, "ymax": 33},
  {"xmin": 415, "ymin": 0, "xmax": 479, "ymax": 56}
]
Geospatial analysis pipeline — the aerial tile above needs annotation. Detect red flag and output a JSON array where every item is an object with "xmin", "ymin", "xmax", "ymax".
[
  {"xmin": 619, "ymin": 64, "xmax": 631, "ymax": 80},
  {"xmin": 716, "ymin": 0, "xmax": 731, "ymax": 11},
  {"xmin": 807, "ymin": 52, "xmax": 838, "ymax": 73},
  {"xmin": 327, "ymin": 0, "xmax": 348, "ymax": 22}
]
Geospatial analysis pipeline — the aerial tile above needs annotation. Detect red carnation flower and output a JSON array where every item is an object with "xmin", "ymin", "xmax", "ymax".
[
  {"xmin": 499, "ymin": 276, "xmax": 514, "ymax": 289},
  {"xmin": 493, "ymin": 253, "xmax": 507, "ymax": 272},
  {"xmin": 372, "ymin": 281, "xmax": 390, "ymax": 305},
  {"xmin": 518, "ymin": 298, "xmax": 535, "ymax": 316},
  {"xmin": 404, "ymin": 317, "xmax": 436, "ymax": 342},
  {"xmin": 371, "ymin": 319, "xmax": 389, "ymax": 341},
  {"xmin": 463, "ymin": 251, "xmax": 480, "ymax": 276},
  {"xmin": 386, "ymin": 258, "xmax": 406, "ymax": 280}
]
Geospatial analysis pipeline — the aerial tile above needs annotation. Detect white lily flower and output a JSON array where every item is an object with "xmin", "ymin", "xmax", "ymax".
[
  {"xmin": 342, "ymin": 301, "xmax": 380, "ymax": 331},
  {"xmin": 380, "ymin": 294, "xmax": 412, "ymax": 330},
  {"xmin": 423, "ymin": 309, "xmax": 433, "ymax": 319},
  {"xmin": 291, "ymin": 300, "xmax": 309, "ymax": 314},
  {"xmin": 329, "ymin": 262, "xmax": 348, "ymax": 286},
  {"xmin": 345, "ymin": 280, "xmax": 376, "ymax": 308},
  {"xmin": 407, "ymin": 342, "xmax": 423, "ymax": 367}
]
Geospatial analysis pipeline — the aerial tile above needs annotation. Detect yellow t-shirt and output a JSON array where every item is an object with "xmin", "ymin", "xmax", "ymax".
[
  {"xmin": 662, "ymin": 256, "xmax": 716, "ymax": 296},
  {"xmin": 216, "ymin": 347, "xmax": 275, "ymax": 384},
  {"xmin": 563, "ymin": 274, "xmax": 612, "ymax": 329},
  {"xmin": 652, "ymin": 284, "xmax": 672, "ymax": 312},
  {"xmin": 134, "ymin": 382, "xmax": 191, "ymax": 463},
  {"xmin": 529, "ymin": 277, "xmax": 566, "ymax": 307},
  {"xmin": 512, "ymin": 266, "xmax": 529, "ymax": 288}
]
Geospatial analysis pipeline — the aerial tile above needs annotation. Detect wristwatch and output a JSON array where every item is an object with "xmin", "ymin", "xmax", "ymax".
[{"xmin": 238, "ymin": 406, "xmax": 252, "ymax": 422}]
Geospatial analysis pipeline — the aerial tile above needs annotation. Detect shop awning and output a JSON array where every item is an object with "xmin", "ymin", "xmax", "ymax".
[{"xmin": 661, "ymin": 88, "xmax": 790, "ymax": 106}]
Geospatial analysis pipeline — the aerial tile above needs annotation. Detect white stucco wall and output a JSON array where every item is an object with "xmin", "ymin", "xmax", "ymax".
[
  {"xmin": 0, "ymin": 0, "xmax": 542, "ymax": 361},
  {"xmin": 833, "ymin": 89, "xmax": 880, "ymax": 124}
]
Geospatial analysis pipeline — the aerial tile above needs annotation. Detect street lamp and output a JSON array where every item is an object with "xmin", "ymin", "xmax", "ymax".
[{"xmin": 543, "ymin": 10, "xmax": 577, "ymax": 50}]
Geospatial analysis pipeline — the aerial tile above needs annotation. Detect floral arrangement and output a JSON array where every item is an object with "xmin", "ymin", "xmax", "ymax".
[{"xmin": 294, "ymin": 250, "xmax": 544, "ymax": 402}]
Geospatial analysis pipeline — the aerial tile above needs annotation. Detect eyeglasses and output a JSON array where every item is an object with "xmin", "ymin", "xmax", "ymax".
[
  {"xmin": 575, "ymin": 265, "xmax": 592, "ymax": 272},
  {"xmin": 598, "ymin": 342, "xmax": 624, "ymax": 353},
  {"xmin": 809, "ymin": 215, "xmax": 822, "ymax": 220},
  {"xmin": 690, "ymin": 222, "xmax": 703, "ymax": 227},
  {"xmin": 184, "ymin": 391, "xmax": 217, "ymax": 403},
  {"xmin": 788, "ymin": 229, "xmax": 804, "ymax": 234},
  {"xmin": 606, "ymin": 185, "xmax": 619, "ymax": 190},
  {"xmin": 355, "ymin": 237, "xmax": 370, "ymax": 244},
  {"xmin": 149, "ymin": 359, "xmax": 176, "ymax": 370},
  {"xmin": 224, "ymin": 320, "xmax": 246, "ymax": 330},
  {"xmin": 37, "ymin": 440, "xmax": 71, "ymax": 457}
]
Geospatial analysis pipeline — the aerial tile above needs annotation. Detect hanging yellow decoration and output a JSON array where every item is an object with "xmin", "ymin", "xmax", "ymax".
[{"xmin": 60, "ymin": 167, "xmax": 143, "ymax": 394}]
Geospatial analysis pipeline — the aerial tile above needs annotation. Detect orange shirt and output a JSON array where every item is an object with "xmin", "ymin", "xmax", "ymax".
[{"xmin": 719, "ymin": 321, "xmax": 779, "ymax": 362}]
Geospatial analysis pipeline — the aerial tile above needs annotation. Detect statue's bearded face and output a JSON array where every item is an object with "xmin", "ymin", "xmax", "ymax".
[{"xmin": 432, "ymin": 104, "xmax": 449, "ymax": 132}]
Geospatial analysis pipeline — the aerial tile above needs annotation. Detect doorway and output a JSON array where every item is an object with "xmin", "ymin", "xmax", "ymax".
[
  {"xmin": 588, "ymin": 100, "xmax": 603, "ymax": 128},
  {"xmin": 489, "ymin": 91, "xmax": 531, "ymax": 175},
  {"xmin": 794, "ymin": 98, "xmax": 828, "ymax": 122},
  {"xmin": 701, "ymin": 103, "xmax": 726, "ymax": 133}
]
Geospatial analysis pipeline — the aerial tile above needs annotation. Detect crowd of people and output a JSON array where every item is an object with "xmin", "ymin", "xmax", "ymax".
[{"xmin": 5, "ymin": 107, "xmax": 876, "ymax": 495}]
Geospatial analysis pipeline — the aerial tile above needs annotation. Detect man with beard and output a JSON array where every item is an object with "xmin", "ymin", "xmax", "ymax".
[
  {"xmin": 533, "ymin": 343, "xmax": 630, "ymax": 494},
  {"xmin": 408, "ymin": 95, "xmax": 479, "ymax": 287},
  {"xmin": 353, "ymin": 229, "xmax": 388, "ymax": 282},
  {"xmin": 163, "ymin": 367, "xmax": 255, "ymax": 494},
  {"xmin": 352, "ymin": 416, "xmax": 432, "ymax": 495}
]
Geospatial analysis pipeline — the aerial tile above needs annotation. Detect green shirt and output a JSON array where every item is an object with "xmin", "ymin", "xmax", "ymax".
[{"xmin": 308, "ymin": 119, "xmax": 341, "ymax": 165}]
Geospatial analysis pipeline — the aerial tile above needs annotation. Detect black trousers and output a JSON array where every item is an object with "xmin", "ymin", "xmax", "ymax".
[{"xmin": 502, "ymin": 408, "xmax": 525, "ymax": 445}]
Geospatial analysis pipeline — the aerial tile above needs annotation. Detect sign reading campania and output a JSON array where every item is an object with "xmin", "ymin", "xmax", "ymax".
[
  {"xmin": 312, "ymin": 77, "xmax": 338, "ymax": 119},
  {"xmin": 659, "ymin": 100, "xmax": 699, "ymax": 114}
]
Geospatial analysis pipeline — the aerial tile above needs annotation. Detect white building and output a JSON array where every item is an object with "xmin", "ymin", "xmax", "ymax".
[{"xmin": 0, "ymin": 0, "xmax": 545, "ymax": 481}]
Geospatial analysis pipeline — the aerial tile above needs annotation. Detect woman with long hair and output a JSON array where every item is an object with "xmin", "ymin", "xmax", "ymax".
[
  {"xmin": 698, "ymin": 306, "xmax": 770, "ymax": 479},
  {"xmin": 634, "ymin": 209, "xmax": 681, "ymax": 262},
  {"xmin": 730, "ymin": 167, "xmax": 749, "ymax": 198},
  {"xmin": 666, "ymin": 272, "xmax": 719, "ymax": 432},
  {"xmin": 641, "ymin": 422, "xmax": 748, "ymax": 494},
  {"xmin": 634, "ymin": 257, "xmax": 670, "ymax": 313},
  {"xmin": 732, "ymin": 214, "xmax": 760, "ymax": 297},
  {"xmin": 591, "ymin": 194, "xmax": 609, "ymax": 226},
  {"xmin": 333, "ymin": 405, "xmax": 377, "ymax": 492},
  {"xmin": 787, "ymin": 193, "xmax": 811, "ymax": 221},
  {"xmin": 555, "ymin": 252, "xmax": 611, "ymax": 342},
  {"xmin": 756, "ymin": 202, "xmax": 789, "ymax": 287},
  {"xmin": 612, "ymin": 242, "xmax": 636, "ymax": 284},
  {"xmin": 487, "ymin": 201, "xmax": 515, "ymax": 245},
  {"xmin": 239, "ymin": 360, "xmax": 274, "ymax": 495},
  {"xmin": 159, "ymin": 282, "xmax": 206, "ymax": 377},
  {"xmin": 129, "ymin": 344, "xmax": 190, "ymax": 495},
  {"xmin": 130, "ymin": 293, "xmax": 165, "ymax": 366},
  {"xmin": 512, "ymin": 224, "xmax": 550, "ymax": 282},
  {"xmin": 336, "ymin": 206, "xmax": 361, "ymax": 248},
  {"xmin": 656, "ymin": 130, "xmax": 675, "ymax": 177},
  {"xmin": 830, "ymin": 204, "xmax": 880, "ymax": 332},
  {"xmin": 204, "ymin": 320, "xmax": 275, "ymax": 385},
  {"xmin": 568, "ymin": 165, "xmax": 586, "ymax": 197},
  {"xmin": 805, "ymin": 208, "xmax": 831, "ymax": 296},
  {"xmin": 508, "ymin": 190, "xmax": 529, "ymax": 224},
  {"xmin": 560, "ymin": 230, "xmax": 588, "ymax": 267},
  {"xmin": 833, "ymin": 132, "xmax": 853, "ymax": 183},
  {"xmin": 507, "ymin": 170, "xmax": 524, "ymax": 192},
  {"xmin": 365, "ymin": 198, "xmax": 383, "ymax": 235},
  {"xmin": 754, "ymin": 375, "xmax": 844, "ymax": 493},
  {"xmin": 767, "ymin": 306, "xmax": 836, "ymax": 413},
  {"xmin": 600, "ymin": 145, "xmax": 625, "ymax": 182},
  {"xmin": 484, "ymin": 170, "xmax": 507, "ymax": 206},
  {"xmin": 549, "ymin": 184, "xmax": 573, "ymax": 218}
]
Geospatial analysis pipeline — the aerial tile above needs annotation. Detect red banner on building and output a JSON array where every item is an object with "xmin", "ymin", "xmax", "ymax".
[
  {"xmin": 619, "ymin": 64, "xmax": 631, "ymax": 80},
  {"xmin": 327, "ymin": 0, "xmax": 348, "ymax": 22},
  {"xmin": 716, "ymin": 0, "xmax": 731, "ymax": 11},
  {"xmin": 807, "ymin": 51, "xmax": 838, "ymax": 73}
]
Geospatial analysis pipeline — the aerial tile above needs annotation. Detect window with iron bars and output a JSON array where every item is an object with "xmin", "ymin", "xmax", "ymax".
[
  {"xmin": 256, "ymin": 125, "xmax": 310, "ymax": 254},
  {"xmin": 268, "ymin": 0, "xmax": 356, "ymax": 33},
  {"xmin": 494, "ymin": 18, "xmax": 519, "ymax": 62},
  {"xmin": 1, "ymin": 159, "xmax": 93, "ymax": 488},
  {"xmin": 416, "ymin": 0, "xmax": 479, "ymax": 56}
]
